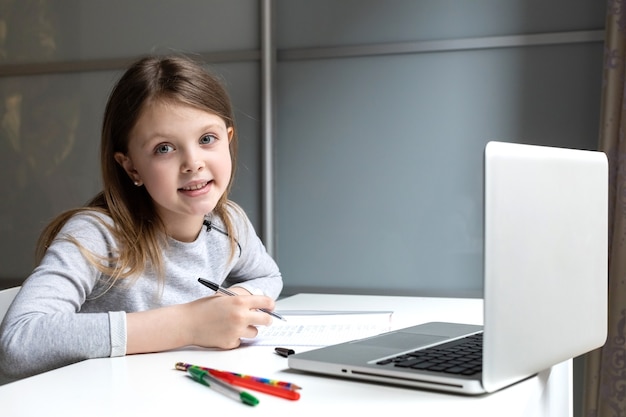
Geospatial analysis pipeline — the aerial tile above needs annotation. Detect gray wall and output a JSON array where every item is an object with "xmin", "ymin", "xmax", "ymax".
[
  {"xmin": 275, "ymin": 0, "xmax": 605, "ymax": 297},
  {"xmin": 0, "ymin": 0, "xmax": 606, "ymax": 297}
]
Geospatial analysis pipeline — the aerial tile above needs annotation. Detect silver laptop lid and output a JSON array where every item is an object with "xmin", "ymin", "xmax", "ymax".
[{"xmin": 482, "ymin": 141, "xmax": 608, "ymax": 392}]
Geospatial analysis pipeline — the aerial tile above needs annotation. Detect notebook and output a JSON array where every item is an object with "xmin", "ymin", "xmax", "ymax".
[{"xmin": 288, "ymin": 141, "xmax": 608, "ymax": 395}]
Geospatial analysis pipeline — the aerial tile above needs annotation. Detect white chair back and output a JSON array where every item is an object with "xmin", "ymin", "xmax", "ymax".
[
  {"xmin": 0, "ymin": 286, "xmax": 20, "ymax": 385},
  {"xmin": 0, "ymin": 286, "xmax": 20, "ymax": 323}
]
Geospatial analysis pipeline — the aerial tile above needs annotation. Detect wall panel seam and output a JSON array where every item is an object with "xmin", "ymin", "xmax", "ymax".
[
  {"xmin": 278, "ymin": 30, "xmax": 605, "ymax": 61},
  {"xmin": 0, "ymin": 30, "xmax": 605, "ymax": 77}
]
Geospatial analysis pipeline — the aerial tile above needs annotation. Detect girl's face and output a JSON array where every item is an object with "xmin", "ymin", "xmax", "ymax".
[{"xmin": 115, "ymin": 100, "xmax": 233, "ymax": 241}]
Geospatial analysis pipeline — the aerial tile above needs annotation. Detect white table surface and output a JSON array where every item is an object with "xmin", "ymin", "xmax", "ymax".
[{"xmin": 0, "ymin": 293, "xmax": 571, "ymax": 416}]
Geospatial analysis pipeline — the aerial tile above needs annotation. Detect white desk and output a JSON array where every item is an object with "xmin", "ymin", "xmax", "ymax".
[{"xmin": 0, "ymin": 294, "xmax": 571, "ymax": 416}]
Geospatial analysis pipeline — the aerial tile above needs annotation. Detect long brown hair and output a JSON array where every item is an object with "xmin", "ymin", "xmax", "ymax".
[{"xmin": 35, "ymin": 55, "xmax": 240, "ymax": 284}]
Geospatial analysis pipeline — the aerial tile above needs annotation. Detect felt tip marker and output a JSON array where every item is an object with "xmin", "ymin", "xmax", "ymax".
[
  {"xmin": 176, "ymin": 362, "xmax": 302, "ymax": 391},
  {"xmin": 210, "ymin": 369, "xmax": 301, "ymax": 401},
  {"xmin": 187, "ymin": 366, "xmax": 259, "ymax": 406}
]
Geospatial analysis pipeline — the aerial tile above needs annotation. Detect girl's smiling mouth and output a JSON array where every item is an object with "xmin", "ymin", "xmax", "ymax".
[{"xmin": 179, "ymin": 181, "xmax": 210, "ymax": 192}]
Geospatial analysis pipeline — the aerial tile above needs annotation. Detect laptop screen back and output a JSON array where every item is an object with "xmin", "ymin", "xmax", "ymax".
[{"xmin": 482, "ymin": 141, "xmax": 608, "ymax": 392}]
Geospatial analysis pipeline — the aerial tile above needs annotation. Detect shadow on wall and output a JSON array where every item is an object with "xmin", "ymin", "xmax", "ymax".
[{"xmin": 0, "ymin": 0, "xmax": 89, "ymax": 282}]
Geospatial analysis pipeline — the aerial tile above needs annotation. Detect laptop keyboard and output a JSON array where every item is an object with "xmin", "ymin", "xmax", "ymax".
[{"xmin": 376, "ymin": 333, "xmax": 483, "ymax": 376}]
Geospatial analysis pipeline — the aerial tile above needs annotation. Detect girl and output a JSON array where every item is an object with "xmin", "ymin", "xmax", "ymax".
[{"xmin": 0, "ymin": 55, "xmax": 283, "ymax": 380}]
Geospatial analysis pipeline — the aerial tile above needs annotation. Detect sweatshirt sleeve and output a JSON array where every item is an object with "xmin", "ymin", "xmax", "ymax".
[{"xmin": 0, "ymin": 213, "xmax": 126, "ymax": 380}]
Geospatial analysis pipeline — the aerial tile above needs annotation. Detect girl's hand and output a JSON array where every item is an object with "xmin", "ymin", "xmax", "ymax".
[
  {"xmin": 185, "ymin": 294, "xmax": 275, "ymax": 349},
  {"xmin": 126, "ymin": 294, "xmax": 275, "ymax": 354}
]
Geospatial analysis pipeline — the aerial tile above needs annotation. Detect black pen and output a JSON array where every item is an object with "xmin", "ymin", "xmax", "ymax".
[{"xmin": 198, "ymin": 278, "xmax": 286, "ymax": 321}]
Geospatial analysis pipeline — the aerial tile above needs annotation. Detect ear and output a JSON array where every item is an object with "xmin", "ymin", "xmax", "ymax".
[
  {"xmin": 227, "ymin": 126, "xmax": 234, "ymax": 143},
  {"xmin": 114, "ymin": 152, "xmax": 140, "ymax": 183}
]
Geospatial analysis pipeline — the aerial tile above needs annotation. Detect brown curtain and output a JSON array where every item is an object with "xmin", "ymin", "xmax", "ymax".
[{"xmin": 582, "ymin": 4, "xmax": 626, "ymax": 417}]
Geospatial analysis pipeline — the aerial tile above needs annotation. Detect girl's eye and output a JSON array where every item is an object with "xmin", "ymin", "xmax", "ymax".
[
  {"xmin": 155, "ymin": 143, "xmax": 174, "ymax": 154},
  {"xmin": 200, "ymin": 134, "xmax": 217, "ymax": 145}
]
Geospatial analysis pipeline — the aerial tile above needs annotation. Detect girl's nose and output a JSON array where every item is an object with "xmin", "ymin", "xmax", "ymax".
[{"xmin": 181, "ymin": 150, "xmax": 205, "ymax": 173}]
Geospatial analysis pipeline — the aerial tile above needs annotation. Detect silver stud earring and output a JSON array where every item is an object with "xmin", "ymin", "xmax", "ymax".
[{"xmin": 134, "ymin": 180, "xmax": 141, "ymax": 186}]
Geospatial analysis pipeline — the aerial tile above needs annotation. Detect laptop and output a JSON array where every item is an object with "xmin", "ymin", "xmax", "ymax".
[{"xmin": 288, "ymin": 141, "xmax": 608, "ymax": 395}]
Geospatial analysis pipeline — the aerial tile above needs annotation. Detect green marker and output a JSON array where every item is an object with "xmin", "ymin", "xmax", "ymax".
[{"xmin": 187, "ymin": 366, "xmax": 259, "ymax": 406}]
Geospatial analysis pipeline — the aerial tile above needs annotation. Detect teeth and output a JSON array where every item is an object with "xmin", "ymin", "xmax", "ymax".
[{"xmin": 182, "ymin": 182, "xmax": 207, "ymax": 191}]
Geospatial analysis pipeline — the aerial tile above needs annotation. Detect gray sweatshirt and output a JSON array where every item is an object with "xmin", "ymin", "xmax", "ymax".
[{"xmin": 0, "ymin": 205, "xmax": 283, "ymax": 381}]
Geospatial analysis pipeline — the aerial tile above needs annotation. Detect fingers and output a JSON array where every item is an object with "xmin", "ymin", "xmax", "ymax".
[
  {"xmin": 229, "ymin": 294, "xmax": 276, "ymax": 318},
  {"xmin": 218, "ymin": 323, "xmax": 262, "ymax": 350},
  {"xmin": 188, "ymin": 294, "xmax": 275, "ymax": 349},
  {"xmin": 250, "ymin": 308, "xmax": 274, "ymax": 327},
  {"xmin": 242, "ymin": 324, "xmax": 260, "ymax": 339}
]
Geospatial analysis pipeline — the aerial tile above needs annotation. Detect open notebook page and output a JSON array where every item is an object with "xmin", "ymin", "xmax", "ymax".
[{"xmin": 241, "ymin": 310, "xmax": 394, "ymax": 347}]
